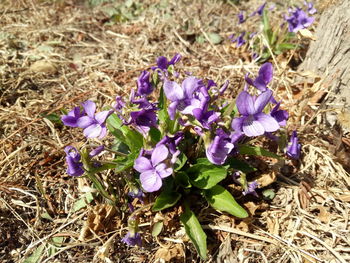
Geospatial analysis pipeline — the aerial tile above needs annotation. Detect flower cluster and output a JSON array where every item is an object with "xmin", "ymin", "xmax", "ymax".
[
  {"xmin": 61, "ymin": 53, "xmax": 302, "ymax": 255},
  {"xmin": 231, "ymin": 1, "xmax": 316, "ymax": 61}
]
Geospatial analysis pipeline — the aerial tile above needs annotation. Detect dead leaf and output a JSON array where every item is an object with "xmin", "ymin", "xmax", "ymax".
[
  {"xmin": 244, "ymin": 201, "xmax": 268, "ymax": 215},
  {"xmin": 312, "ymin": 206, "xmax": 331, "ymax": 223},
  {"xmin": 298, "ymin": 29, "xmax": 316, "ymax": 40},
  {"xmin": 257, "ymin": 171, "xmax": 276, "ymax": 187},
  {"xmin": 79, "ymin": 204, "xmax": 117, "ymax": 241},
  {"xmin": 29, "ymin": 60, "xmax": 57, "ymax": 74},
  {"xmin": 267, "ymin": 217, "xmax": 280, "ymax": 235},
  {"xmin": 154, "ymin": 244, "xmax": 184, "ymax": 262}
]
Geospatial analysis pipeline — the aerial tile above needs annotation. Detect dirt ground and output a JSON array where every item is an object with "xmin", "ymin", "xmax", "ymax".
[{"xmin": 0, "ymin": 0, "xmax": 349, "ymax": 262}]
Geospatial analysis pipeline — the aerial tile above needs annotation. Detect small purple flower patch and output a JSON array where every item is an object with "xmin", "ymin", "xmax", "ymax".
[
  {"xmin": 122, "ymin": 232, "xmax": 142, "ymax": 246},
  {"xmin": 65, "ymin": 146, "xmax": 84, "ymax": 177},
  {"xmin": 286, "ymin": 130, "xmax": 301, "ymax": 159}
]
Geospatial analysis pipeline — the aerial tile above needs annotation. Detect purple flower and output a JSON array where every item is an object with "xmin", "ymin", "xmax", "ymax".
[
  {"xmin": 122, "ymin": 232, "xmax": 142, "ymax": 246},
  {"xmin": 134, "ymin": 144, "xmax": 173, "ymax": 192},
  {"xmin": 243, "ymin": 181, "xmax": 259, "ymax": 197},
  {"xmin": 231, "ymin": 90, "xmax": 280, "ymax": 137},
  {"xmin": 285, "ymin": 8, "xmax": 314, "ymax": 33},
  {"xmin": 76, "ymin": 101, "xmax": 112, "ymax": 139},
  {"xmin": 250, "ymin": 2, "xmax": 266, "ymax": 16},
  {"xmin": 286, "ymin": 130, "xmax": 301, "ymax": 159},
  {"xmin": 157, "ymin": 132, "xmax": 183, "ymax": 156},
  {"xmin": 64, "ymin": 146, "xmax": 84, "ymax": 177},
  {"xmin": 89, "ymin": 145, "xmax": 104, "ymax": 157},
  {"xmin": 238, "ymin": 11, "xmax": 245, "ymax": 24},
  {"xmin": 304, "ymin": 1, "xmax": 316, "ymax": 14},
  {"xmin": 163, "ymin": 76, "xmax": 203, "ymax": 120},
  {"xmin": 206, "ymin": 129, "xmax": 234, "ymax": 165},
  {"xmin": 130, "ymin": 109, "xmax": 157, "ymax": 134},
  {"xmin": 231, "ymin": 32, "xmax": 246, "ymax": 47},
  {"xmin": 114, "ymin": 96, "xmax": 126, "ymax": 111},
  {"xmin": 128, "ymin": 188, "xmax": 145, "ymax": 201},
  {"xmin": 61, "ymin": 107, "xmax": 85, "ymax": 127},
  {"xmin": 136, "ymin": 71, "xmax": 153, "ymax": 96},
  {"xmin": 152, "ymin": 53, "xmax": 182, "ymax": 72},
  {"xmin": 270, "ymin": 102, "xmax": 289, "ymax": 126},
  {"xmin": 245, "ymin": 62, "xmax": 273, "ymax": 92}
]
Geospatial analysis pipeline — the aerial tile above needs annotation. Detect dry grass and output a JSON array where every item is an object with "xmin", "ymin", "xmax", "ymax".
[{"xmin": 0, "ymin": 0, "xmax": 349, "ymax": 262}]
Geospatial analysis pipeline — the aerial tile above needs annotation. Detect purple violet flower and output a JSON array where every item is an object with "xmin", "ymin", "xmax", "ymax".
[
  {"xmin": 231, "ymin": 89, "xmax": 280, "ymax": 137},
  {"xmin": 245, "ymin": 62, "xmax": 273, "ymax": 92},
  {"xmin": 114, "ymin": 96, "xmax": 126, "ymax": 111},
  {"xmin": 250, "ymin": 2, "xmax": 266, "ymax": 16},
  {"xmin": 243, "ymin": 181, "xmax": 259, "ymax": 197},
  {"xmin": 122, "ymin": 232, "xmax": 142, "ymax": 246},
  {"xmin": 89, "ymin": 145, "xmax": 104, "ymax": 157},
  {"xmin": 61, "ymin": 107, "xmax": 85, "ymax": 127},
  {"xmin": 285, "ymin": 7, "xmax": 314, "ymax": 33},
  {"xmin": 76, "ymin": 100, "xmax": 112, "ymax": 139},
  {"xmin": 136, "ymin": 71, "xmax": 153, "ymax": 96},
  {"xmin": 134, "ymin": 144, "xmax": 173, "ymax": 192},
  {"xmin": 231, "ymin": 32, "xmax": 246, "ymax": 47},
  {"xmin": 238, "ymin": 11, "xmax": 245, "ymax": 24},
  {"xmin": 64, "ymin": 146, "xmax": 84, "ymax": 177},
  {"xmin": 270, "ymin": 102, "xmax": 289, "ymax": 126},
  {"xmin": 206, "ymin": 129, "xmax": 234, "ymax": 165},
  {"xmin": 304, "ymin": 1, "xmax": 317, "ymax": 15},
  {"xmin": 128, "ymin": 188, "xmax": 145, "ymax": 201},
  {"xmin": 286, "ymin": 130, "xmax": 301, "ymax": 159},
  {"xmin": 152, "ymin": 53, "xmax": 182, "ymax": 72},
  {"xmin": 130, "ymin": 109, "xmax": 158, "ymax": 134},
  {"xmin": 163, "ymin": 76, "xmax": 203, "ymax": 120}
]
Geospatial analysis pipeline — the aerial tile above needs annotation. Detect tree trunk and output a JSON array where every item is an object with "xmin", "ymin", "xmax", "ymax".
[{"xmin": 299, "ymin": 0, "xmax": 350, "ymax": 126}]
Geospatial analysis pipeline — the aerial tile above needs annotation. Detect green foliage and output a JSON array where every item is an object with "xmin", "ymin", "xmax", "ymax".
[
  {"xmin": 204, "ymin": 185, "xmax": 248, "ymax": 218},
  {"xmin": 180, "ymin": 206, "xmax": 207, "ymax": 260},
  {"xmin": 187, "ymin": 160, "xmax": 228, "ymax": 189},
  {"xmin": 152, "ymin": 191, "xmax": 182, "ymax": 211},
  {"xmin": 239, "ymin": 145, "xmax": 281, "ymax": 159}
]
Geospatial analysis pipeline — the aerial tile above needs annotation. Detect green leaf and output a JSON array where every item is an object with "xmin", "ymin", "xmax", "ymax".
[
  {"xmin": 72, "ymin": 192, "xmax": 94, "ymax": 212},
  {"xmin": 187, "ymin": 163, "xmax": 227, "ymax": 189},
  {"xmin": 174, "ymin": 153, "xmax": 187, "ymax": 171},
  {"xmin": 152, "ymin": 191, "xmax": 181, "ymax": 211},
  {"xmin": 113, "ymin": 152, "xmax": 138, "ymax": 173},
  {"xmin": 227, "ymin": 158, "xmax": 256, "ymax": 173},
  {"xmin": 152, "ymin": 221, "xmax": 164, "ymax": 237},
  {"xmin": 262, "ymin": 189, "xmax": 276, "ymax": 200},
  {"xmin": 239, "ymin": 145, "xmax": 280, "ymax": 159},
  {"xmin": 174, "ymin": 171, "xmax": 191, "ymax": 188},
  {"xmin": 24, "ymin": 244, "xmax": 45, "ymax": 263},
  {"xmin": 207, "ymin": 32, "xmax": 222, "ymax": 44},
  {"xmin": 149, "ymin": 127, "xmax": 161, "ymax": 143},
  {"xmin": 180, "ymin": 206, "xmax": 207, "ymax": 260},
  {"xmin": 107, "ymin": 113, "xmax": 143, "ymax": 153},
  {"xmin": 41, "ymin": 113, "xmax": 62, "ymax": 124},
  {"xmin": 48, "ymin": 236, "xmax": 64, "ymax": 257},
  {"xmin": 204, "ymin": 185, "xmax": 248, "ymax": 218},
  {"xmin": 276, "ymin": 43, "xmax": 297, "ymax": 52},
  {"xmin": 222, "ymin": 100, "xmax": 237, "ymax": 117}
]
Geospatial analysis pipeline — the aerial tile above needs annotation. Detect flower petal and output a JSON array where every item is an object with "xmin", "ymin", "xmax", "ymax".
[
  {"xmin": 140, "ymin": 170, "xmax": 162, "ymax": 192},
  {"xmin": 164, "ymin": 80, "xmax": 184, "ymax": 102},
  {"xmin": 254, "ymin": 89, "xmax": 272, "ymax": 113},
  {"xmin": 82, "ymin": 100, "xmax": 96, "ymax": 118},
  {"xmin": 167, "ymin": 101, "xmax": 178, "ymax": 120},
  {"xmin": 61, "ymin": 115, "xmax": 79, "ymax": 127},
  {"xmin": 83, "ymin": 124, "xmax": 102, "ymax": 138},
  {"xmin": 151, "ymin": 144, "xmax": 168, "ymax": 166},
  {"xmin": 242, "ymin": 117, "xmax": 265, "ymax": 137},
  {"xmin": 95, "ymin": 110, "xmax": 111, "ymax": 124},
  {"xmin": 255, "ymin": 113, "xmax": 280, "ymax": 132},
  {"xmin": 155, "ymin": 163, "xmax": 173, "ymax": 178},
  {"xmin": 236, "ymin": 91, "xmax": 255, "ymax": 115},
  {"xmin": 231, "ymin": 116, "xmax": 245, "ymax": 132},
  {"xmin": 77, "ymin": 116, "xmax": 94, "ymax": 128},
  {"xmin": 134, "ymin": 156, "xmax": 152, "ymax": 173},
  {"xmin": 182, "ymin": 76, "xmax": 201, "ymax": 98}
]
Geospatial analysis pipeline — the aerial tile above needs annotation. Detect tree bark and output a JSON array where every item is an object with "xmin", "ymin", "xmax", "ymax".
[{"xmin": 299, "ymin": 0, "xmax": 350, "ymax": 126}]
